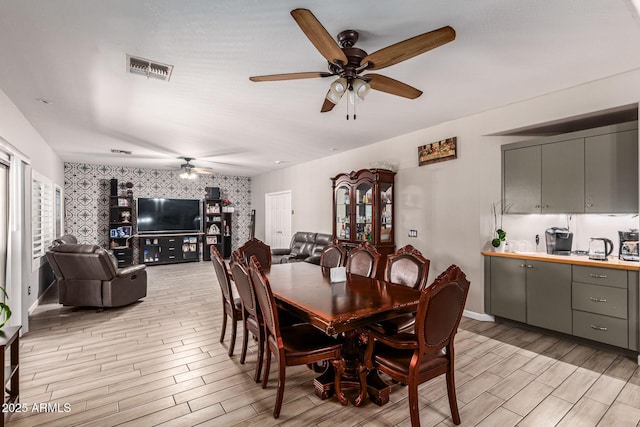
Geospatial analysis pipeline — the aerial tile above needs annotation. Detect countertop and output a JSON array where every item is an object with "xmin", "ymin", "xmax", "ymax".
[{"xmin": 481, "ymin": 251, "xmax": 640, "ymax": 271}]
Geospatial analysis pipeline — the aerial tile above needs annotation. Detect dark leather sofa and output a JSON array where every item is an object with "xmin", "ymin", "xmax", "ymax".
[
  {"xmin": 271, "ymin": 232, "xmax": 332, "ymax": 265},
  {"xmin": 46, "ymin": 242, "xmax": 147, "ymax": 308}
]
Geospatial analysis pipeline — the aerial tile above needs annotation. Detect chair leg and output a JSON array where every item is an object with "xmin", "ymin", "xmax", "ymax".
[
  {"xmin": 228, "ymin": 316, "xmax": 237, "ymax": 357},
  {"xmin": 446, "ymin": 367, "xmax": 461, "ymax": 425},
  {"xmin": 240, "ymin": 322, "xmax": 249, "ymax": 364},
  {"xmin": 220, "ymin": 312, "xmax": 227, "ymax": 344},
  {"xmin": 262, "ymin": 348, "xmax": 272, "ymax": 389},
  {"xmin": 408, "ymin": 381, "xmax": 420, "ymax": 427},
  {"xmin": 273, "ymin": 358, "xmax": 286, "ymax": 418},
  {"xmin": 254, "ymin": 334, "xmax": 264, "ymax": 383}
]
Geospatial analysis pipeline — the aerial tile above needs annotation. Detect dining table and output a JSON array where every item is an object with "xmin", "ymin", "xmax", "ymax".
[{"xmin": 265, "ymin": 262, "xmax": 422, "ymax": 406}]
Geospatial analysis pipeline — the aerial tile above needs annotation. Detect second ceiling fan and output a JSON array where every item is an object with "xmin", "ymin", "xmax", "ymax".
[{"xmin": 249, "ymin": 8, "xmax": 455, "ymax": 116}]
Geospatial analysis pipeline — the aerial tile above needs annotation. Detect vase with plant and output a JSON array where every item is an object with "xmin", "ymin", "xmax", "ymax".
[
  {"xmin": 222, "ymin": 199, "xmax": 234, "ymax": 213},
  {"xmin": 491, "ymin": 201, "xmax": 507, "ymax": 252},
  {"xmin": 0, "ymin": 286, "xmax": 12, "ymax": 329}
]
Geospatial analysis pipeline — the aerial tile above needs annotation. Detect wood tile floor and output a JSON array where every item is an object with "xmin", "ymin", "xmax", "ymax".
[{"xmin": 8, "ymin": 261, "xmax": 640, "ymax": 426}]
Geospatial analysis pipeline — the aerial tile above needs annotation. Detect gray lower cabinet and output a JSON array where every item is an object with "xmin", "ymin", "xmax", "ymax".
[
  {"xmin": 571, "ymin": 266, "xmax": 639, "ymax": 351},
  {"xmin": 488, "ymin": 257, "xmax": 527, "ymax": 323},
  {"xmin": 526, "ymin": 261, "xmax": 572, "ymax": 334},
  {"xmin": 488, "ymin": 257, "xmax": 571, "ymax": 333}
]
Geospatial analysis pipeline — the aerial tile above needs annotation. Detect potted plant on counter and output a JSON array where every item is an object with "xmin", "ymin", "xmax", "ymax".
[{"xmin": 491, "ymin": 201, "xmax": 507, "ymax": 252}]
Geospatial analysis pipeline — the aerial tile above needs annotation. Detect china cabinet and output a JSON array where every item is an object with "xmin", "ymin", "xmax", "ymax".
[{"xmin": 331, "ymin": 168, "xmax": 395, "ymax": 257}]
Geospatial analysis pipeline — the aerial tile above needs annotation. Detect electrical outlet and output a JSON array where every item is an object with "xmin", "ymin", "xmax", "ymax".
[
  {"xmin": 408, "ymin": 230, "xmax": 418, "ymax": 238},
  {"xmin": 28, "ymin": 286, "xmax": 31, "ymax": 295}
]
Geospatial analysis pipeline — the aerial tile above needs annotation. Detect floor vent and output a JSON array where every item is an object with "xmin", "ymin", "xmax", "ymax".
[{"xmin": 127, "ymin": 54, "xmax": 173, "ymax": 81}]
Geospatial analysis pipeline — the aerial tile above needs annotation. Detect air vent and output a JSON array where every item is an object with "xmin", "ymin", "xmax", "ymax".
[{"xmin": 127, "ymin": 54, "xmax": 173, "ymax": 81}]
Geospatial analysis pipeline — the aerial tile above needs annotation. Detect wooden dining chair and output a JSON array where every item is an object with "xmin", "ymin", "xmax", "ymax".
[
  {"xmin": 239, "ymin": 238, "xmax": 272, "ymax": 270},
  {"xmin": 320, "ymin": 239, "xmax": 347, "ymax": 268},
  {"xmin": 370, "ymin": 245, "xmax": 431, "ymax": 335},
  {"xmin": 249, "ymin": 256, "xmax": 347, "ymax": 418},
  {"xmin": 364, "ymin": 265, "xmax": 470, "ymax": 427},
  {"xmin": 345, "ymin": 241, "xmax": 381, "ymax": 278},
  {"xmin": 210, "ymin": 245, "xmax": 242, "ymax": 356},
  {"xmin": 229, "ymin": 257, "xmax": 264, "ymax": 382}
]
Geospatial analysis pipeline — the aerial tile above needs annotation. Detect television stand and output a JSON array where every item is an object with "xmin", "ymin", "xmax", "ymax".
[{"xmin": 138, "ymin": 233, "xmax": 202, "ymax": 265}]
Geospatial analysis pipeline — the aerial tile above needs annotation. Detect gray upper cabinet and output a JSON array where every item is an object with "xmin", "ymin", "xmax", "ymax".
[
  {"xmin": 541, "ymin": 138, "xmax": 584, "ymax": 214},
  {"xmin": 503, "ymin": 146, "xmax": 541, "ymax": 213},
  {"xmin": 585, "ymin": 129, "xmax": 639, "ymax": 214},
  {"xmin": 502, "ymin": 121, "xmax": 638, "ymax": 214}
]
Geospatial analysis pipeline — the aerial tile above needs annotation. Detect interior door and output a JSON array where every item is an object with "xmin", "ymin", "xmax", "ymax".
[
  {"xmin": 265, "ymin": 190, "xmax": 291, "ymax": 249},
  {"xmin": 0, "ymin": 162, "xmax": 7, "ymax": 304}
]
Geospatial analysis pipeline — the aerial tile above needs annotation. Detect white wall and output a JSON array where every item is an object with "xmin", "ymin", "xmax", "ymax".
[
  {"xmin": 0, "ymin": 87, "xmax": 64, "ymax": 326},
  {"xmin": 252, "ymin": 68, "xmax": 640, "ymax": 315}
]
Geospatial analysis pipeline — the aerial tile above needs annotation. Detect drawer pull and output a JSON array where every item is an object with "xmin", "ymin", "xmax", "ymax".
[
  {"xmin": 589, "ymin": 324, "xmax": 608, "ymax": 331},
  {"xmin": 589, "ymin": 297, "xmax": 607, "ymax": 303},
  {"xmin": 526, "ymin": 264, "xmax": 533, "ymax": 268},
  {"xmin": 589, "ymin": 274, "xmax": 607, "ymax": 279},
  {"xmin": 520, "ymin": 264, "xmax": 526, "ymax": 268}
]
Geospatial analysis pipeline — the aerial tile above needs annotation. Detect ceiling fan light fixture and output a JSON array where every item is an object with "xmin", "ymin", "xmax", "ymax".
[
  {"xmin": 326, "ymin": 90, "xmax": 343, "ymax": 104},
  {"xmin": 351, "ymin": 79, "xmax": 371, "ymax": 98},
  {"xmin": 329, "ymin": 77, "xmax": 347, "ymax": 95}
]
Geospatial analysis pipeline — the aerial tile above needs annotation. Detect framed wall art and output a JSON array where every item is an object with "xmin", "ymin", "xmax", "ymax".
[{"xmin": 418, "ymin": 137, "xmax": 457, "ymax": 166}]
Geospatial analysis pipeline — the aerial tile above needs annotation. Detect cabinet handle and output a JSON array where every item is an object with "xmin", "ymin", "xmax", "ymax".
[
  {"xmin": 535, "ymin": 205, "xmax": 541, "ymax": 209},
  {"xmin": 544, "ymin": 205, "xmax": 549, "ymax": 208},
  {"xmin": 589, "ymin": 297, "xmax": 607, "ymax": 303},
  {"xmin": 589, "ymin": 274, "xmax": 607, "ymax": 279},
  {"xmin": 589, "ymin": 324, "xmax": 608, "ymax": 331},
  {"xmin": 526, "ymin": 265, "xmax": 533, "ymax": 268},
  {"xmin": 586, "ymin": 203, "xmax": 593, "ymax": 208},
  {"xmin": 520, "ymin": 264, "xmax": 526, "ymax": 268}
]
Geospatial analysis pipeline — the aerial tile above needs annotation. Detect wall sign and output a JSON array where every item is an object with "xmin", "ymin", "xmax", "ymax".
[{"xmin": 418, "ymin": 137, "xmax": 457, "ymax": 166}]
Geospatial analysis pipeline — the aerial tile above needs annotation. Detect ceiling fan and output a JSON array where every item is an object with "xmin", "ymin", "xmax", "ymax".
[
  {"xmin": 249, "ymin": 8, "xmax": 456, "ymax": 116},
  {"xmin": 179, "ymin": 157, "xmax": 216, "ymax": 179}
]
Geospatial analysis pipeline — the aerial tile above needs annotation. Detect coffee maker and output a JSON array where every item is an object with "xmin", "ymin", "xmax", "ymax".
[
  {"xmin": 545, "ymin": 227, "xmax": 573, "ymax": 255},
  {"xmin": 619, "ymin": 229, "xmax": 639, "ymax": 261}
]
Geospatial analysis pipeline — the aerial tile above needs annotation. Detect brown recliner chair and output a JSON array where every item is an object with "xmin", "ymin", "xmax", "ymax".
[{"xmin": 46, "ymin": 244, "xmax": 147, "ymax": 308}]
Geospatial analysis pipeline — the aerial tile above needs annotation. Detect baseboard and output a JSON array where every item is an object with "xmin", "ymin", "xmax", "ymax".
[
  {"xmin": 28, "ymin": 280, "xmax": 56, "ymax": 315},
  {"xmin": 463, "ymin": 310, "xmax": 495, "ymax": 322}
]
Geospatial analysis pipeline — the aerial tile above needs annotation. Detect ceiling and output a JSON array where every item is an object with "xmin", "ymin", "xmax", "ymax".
[{"xmin": 0, "ymin": 1, "xmax": 639, "ymax": 177}]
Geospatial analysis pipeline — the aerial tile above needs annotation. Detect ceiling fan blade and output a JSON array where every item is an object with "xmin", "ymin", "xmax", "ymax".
[
  {"xmin": 191, "ymin": 167, "xmax": 217, "ymax": 175},
  {"xmin": 321, "ymin": 89, "xmax": 345, "ymax": 112},
  {"xmin": 362, "ymin": 26, "xmax": 455, "ymax": 71},
  {"xmin": 367, "ymin": 74, "xmax": 423, "ymax": 99},
  {"xmin": 249, "ymin": 71, "xmax": 333, "ymax": 82},
  {"xmin": 291, "ymin": 8, "xmax": 348, "ymax": 66}
]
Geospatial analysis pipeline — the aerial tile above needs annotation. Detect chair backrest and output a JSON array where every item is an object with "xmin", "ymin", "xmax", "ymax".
[
  {"xmin": 384, "ymin": 245, "xmax": 431, "ymax": 290},
  {"xmin": 345, "ymin": 242, "xmax": 381, "ymax": 278},
  {"xmin": 210, "ymin": 245, "xmax": 234, "ymax": 303},
  {"xmin": 229, "ymin": 257, "xmax": 259, "ymax": 320},
  {"xmin": 239, "ymin": 238, "xmax": 272, "ymax": 270},
  {"xmin": 415, "ymin": 265, "xmax": 470, "ymax": 357},
  {"xmin": 47, "ymin": 244, "xmax": 117, "ymax": 281},
  {"xmin": 320, "ymin": 239, "xmax": 347, "ymax": 268},
  {"xmin": 249, "ymin": 256, "xmax": 281, "ymax": 342},
  {"xmin": 231, "ymin": 249, "xmax": 245, "ymax": 266}
]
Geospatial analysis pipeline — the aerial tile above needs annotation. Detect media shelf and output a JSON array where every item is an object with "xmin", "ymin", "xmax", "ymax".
[
  {"xmin": 202, "ymin": 199, "xmax": 232, "ymax": 260},
  {"xmin": 139, "ymin": 234, "xmax": 200, "ymax": 265},
  {"xmin": 108, "ymin": 194, "xmax": 133, "ymax": 266}
]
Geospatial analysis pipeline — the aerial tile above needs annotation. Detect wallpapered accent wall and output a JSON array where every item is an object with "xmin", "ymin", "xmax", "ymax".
[{"xmin": 64, "ymin": 163, "xmax": 251, "ymax": 262}]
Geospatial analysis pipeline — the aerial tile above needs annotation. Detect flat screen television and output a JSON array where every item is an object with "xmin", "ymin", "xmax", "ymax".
[{"xmin": 137, "ymin": 198, "xmax": 201, "ymax": 234}]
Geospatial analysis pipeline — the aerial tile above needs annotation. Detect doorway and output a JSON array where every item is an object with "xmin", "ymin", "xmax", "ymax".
[
  {"xmin": 265, "ymin": 190, "xmax": 291, "ymax": 250},
  {"xmin": 0, "ymin": 161, "xmax": 7, "ymax": 301}
]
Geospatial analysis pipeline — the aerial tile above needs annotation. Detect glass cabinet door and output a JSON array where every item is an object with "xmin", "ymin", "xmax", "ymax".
[
  {"xmin": 336, "ymin": 186, "xmax": 350, "ymax": 240},
  {"xmin": 380, "ymin": 182, "xmax": 393, "ymax": 243},
  {"xmin": 355, "ymin": 183, "xmax": 373, "ymax": 242}
]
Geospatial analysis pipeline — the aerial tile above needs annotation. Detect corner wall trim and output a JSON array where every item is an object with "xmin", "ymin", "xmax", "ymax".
[{"xmin": 463, "ymin": 310, "xmax": 495, "ymax": 322}]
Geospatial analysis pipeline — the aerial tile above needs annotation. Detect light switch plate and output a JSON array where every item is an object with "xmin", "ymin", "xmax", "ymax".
[{"xmin": 409, "ymin": 230, "xmax": 418, "ymax": 238}]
